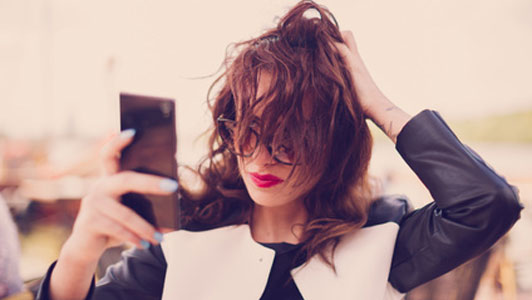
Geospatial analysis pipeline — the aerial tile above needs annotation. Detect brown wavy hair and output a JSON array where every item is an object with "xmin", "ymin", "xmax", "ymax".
[{"xmin": 179, "ymin": 0, "xmax": 375, "ymax": 269}]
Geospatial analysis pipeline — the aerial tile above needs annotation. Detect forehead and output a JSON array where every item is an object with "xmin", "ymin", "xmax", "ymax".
[
  {"xmin": 248, "ymin": 71, "xmax": 313, "ymax": 120},
  {"xmin": 256, "ymin": 71, "xmax": 272, "ymax": 103}
]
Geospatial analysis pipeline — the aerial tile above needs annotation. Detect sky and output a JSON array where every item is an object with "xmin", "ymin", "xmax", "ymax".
[{"xmin": 1, "ymin": 0, "xmax": 531, "ymax": 162}]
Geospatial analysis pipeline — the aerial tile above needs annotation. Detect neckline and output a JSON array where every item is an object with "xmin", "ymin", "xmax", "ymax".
[
  {"xmin": 259, "ymin": 241, "xmax": 302, "ymax": 254},
  {"xmin": 260, "ymin": 241, "xmax": 300, "ymax": 247},
  {"xmin": 240, "ymin": 223, "xmax": 302, "ymax": 253}
]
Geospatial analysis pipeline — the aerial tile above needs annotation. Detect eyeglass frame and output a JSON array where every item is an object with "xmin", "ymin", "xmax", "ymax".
[{"xmin": 216, "ymin": 116, "xmax": 297, "ymax": 166}]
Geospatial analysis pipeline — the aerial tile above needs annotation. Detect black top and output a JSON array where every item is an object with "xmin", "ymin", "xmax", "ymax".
[
  {"xmin": 259, "ymin": 242, "xmax": 304, "ymax": 300},
  {"xmin": 35, "ymin": 109, "xmax": 523, "ymax": 300}
]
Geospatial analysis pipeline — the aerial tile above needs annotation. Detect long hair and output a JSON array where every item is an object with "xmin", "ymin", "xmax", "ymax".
[{"xmin": 179, "ymin": 0, "xmax": 375, "ymax": 269}]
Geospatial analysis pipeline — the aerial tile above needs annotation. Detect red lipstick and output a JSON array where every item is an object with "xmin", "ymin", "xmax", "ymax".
[{"xmin": 249, "ymin": 172, "xmax": 284, "ymax": 188}]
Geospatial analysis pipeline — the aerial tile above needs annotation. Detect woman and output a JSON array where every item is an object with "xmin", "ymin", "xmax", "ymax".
[{"xmin": 37, "ymin": 1, "xmax": 522, "ymax": 299}]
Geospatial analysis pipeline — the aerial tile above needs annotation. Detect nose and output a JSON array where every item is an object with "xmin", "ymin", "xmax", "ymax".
[{"xmin": 252, "ymin": 143, "xmax": 276, "ymax": 166}]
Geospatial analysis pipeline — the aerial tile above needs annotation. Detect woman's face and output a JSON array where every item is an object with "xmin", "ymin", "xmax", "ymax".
[
  {"xmin": 238, "ymin": 144, "xmax": 306, "ymax": 208},
  {"xmin": 236, "ymin": 73, "xmax": 310, "ymax": 208}
]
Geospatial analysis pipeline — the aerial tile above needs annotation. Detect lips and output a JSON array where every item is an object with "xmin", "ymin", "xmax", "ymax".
[{"xmin": 249, "ymin": 172, "xmax": 284, "ymax": 188}]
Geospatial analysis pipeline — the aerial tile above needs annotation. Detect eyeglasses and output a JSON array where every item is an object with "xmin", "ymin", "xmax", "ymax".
[{"xmin": 216, "ymin": 116, "xmax": 296, "ymax": 165}]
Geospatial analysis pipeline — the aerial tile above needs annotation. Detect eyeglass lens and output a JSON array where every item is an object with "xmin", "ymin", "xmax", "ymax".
[{"xmin": 218, "ymin": 119, "xmax": 294, "ymax": 165}]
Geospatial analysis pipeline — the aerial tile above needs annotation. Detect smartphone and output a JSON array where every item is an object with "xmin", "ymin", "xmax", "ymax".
[{"xmin": 119, "ymin": 93, "xmax": 180, "ymax": 230}]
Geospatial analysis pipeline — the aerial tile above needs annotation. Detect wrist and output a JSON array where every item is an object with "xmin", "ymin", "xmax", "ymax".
[
  {"xmin": 50, "ymin": 237, "xmax": 99, "ymax": 300},
  {"xmin": 364, "ymin": 96, "xmax": 394, "ymax": 121},
  {"xmin": 60, "ymin": 235, "xmax": 103, "ymax": 267},
  {"xmin": 346, "ymin": 55, "xmax": 390, "ymax": 115}
]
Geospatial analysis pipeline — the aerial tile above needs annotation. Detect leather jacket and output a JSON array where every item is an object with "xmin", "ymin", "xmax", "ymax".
[
  {"xmin": 35, "ymin": 109, "xmax": 523, "ymax": 299},
  {"xmin": 386, "ymin": 109, "xmax": 522, "ymax": 291}
]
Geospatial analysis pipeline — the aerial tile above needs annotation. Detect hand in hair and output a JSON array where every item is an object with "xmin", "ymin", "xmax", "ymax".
[
  {"xmin": 335, "ymin": 30, "xmax": 412, "ymax": 143},
  {"xmin": 335, "ymin": 31, "xmax": 388, "ymax": 117}
]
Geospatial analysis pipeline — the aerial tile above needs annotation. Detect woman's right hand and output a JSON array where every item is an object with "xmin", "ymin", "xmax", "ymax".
[
  {"xmin": 50, "ymin": 129, "xmax": 178, "ymax": 300},
  {"xmin": 61, "ymin": 129, "xmax": 178, "ymax": 264},
  {"xmin": 48, "ymin": 130, "xmax": 177, "ymax": 299}
]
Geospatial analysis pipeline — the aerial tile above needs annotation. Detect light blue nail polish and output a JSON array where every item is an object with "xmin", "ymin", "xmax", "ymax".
[
  {"xmin": 140, "ymin": 240, "xmax": 150, "ymax": 249},
  {"xmin": 154, "ymin": 231, "xmax": 164, "ymax": 243},
  {"xmin": 120, "ymin": 128, "xmax": 136, "ymax": 139},
  {"xmin": 159, "ymin": 179, "xmax": 178, "ymax": 192}
]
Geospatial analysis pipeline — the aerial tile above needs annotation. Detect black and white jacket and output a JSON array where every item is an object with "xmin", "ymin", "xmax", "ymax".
[{"xmin": 36, "ymin": 110, "xmax": 523, "ymax": 300}]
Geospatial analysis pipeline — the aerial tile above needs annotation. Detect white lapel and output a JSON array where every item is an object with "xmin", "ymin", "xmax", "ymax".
[
  {"xmin": 292, "ymin": 222, "xmax": 401, "ymax": 300},
  {"xmin": 161, "ymin": 223, "xmax": 403, "ymax": 300},
  {"xmin": 161, "ymin": 225, "xmax": 275, "ymax": 300}
]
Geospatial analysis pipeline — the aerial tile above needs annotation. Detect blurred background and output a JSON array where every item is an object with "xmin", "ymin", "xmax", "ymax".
[{"xmin": 0, "ymin": 0, "xmax": 531, "ymax": 299}]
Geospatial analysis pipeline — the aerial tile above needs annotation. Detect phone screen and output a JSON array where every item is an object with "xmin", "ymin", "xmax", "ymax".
[{"xmin": 119, "ymin": 93, "xmax": 180, "ymax": 230}]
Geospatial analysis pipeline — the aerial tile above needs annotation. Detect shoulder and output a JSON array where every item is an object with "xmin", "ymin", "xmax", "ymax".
[{"xmin": 363, "ymin": 194, "xmax": 413, "ymax": 227}]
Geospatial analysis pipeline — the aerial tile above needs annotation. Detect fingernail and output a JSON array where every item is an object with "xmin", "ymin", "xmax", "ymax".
[
  {"xmin": 154, "ymin": 231, "xmax": 164, "ymax": 243},
  {"xmin": 120, "ymin": 128, "xmax": 136, "ymax": 139},
  {"xmin": 140, "ymin": 240, "xmax": 150, "ymax": 249},
  {"xmin": 159, "ymin": 179, "xmax": 178, "ymax": 192}
]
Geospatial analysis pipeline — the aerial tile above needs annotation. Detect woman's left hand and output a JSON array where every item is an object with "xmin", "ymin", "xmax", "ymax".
[
  {"xmin": 334, "ymin": 30, "xmax": 390, "ymax": 119},
  {"xmin": 335, "ymin": 30, "xmax": 412, "ymax": 143}
]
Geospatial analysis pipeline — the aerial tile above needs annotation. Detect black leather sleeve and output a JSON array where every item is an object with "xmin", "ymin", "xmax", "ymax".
[
  {"xmin": 35, "ymin": 245, "xmax": 167, "ymax": 300},
  {"xmin": 388, "ymin": 109, "xmax": 523, "ymax": 292},
  {"xmin": 364, "ymin": 194, "xmax": 413, "ymax": 227}
]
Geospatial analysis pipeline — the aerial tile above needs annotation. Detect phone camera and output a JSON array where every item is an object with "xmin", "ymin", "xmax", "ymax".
[{"xmin": 160, "ymin": 102, "xmax": 172, "ymax": 118}]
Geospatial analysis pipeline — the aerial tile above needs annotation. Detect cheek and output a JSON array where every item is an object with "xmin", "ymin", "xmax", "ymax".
[{"xmin": 237, "ymin": 157, "xmax": 246, "ymax": 176}]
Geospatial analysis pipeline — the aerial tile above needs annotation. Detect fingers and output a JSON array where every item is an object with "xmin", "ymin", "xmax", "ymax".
[
  {"xmin": 68, "ymin": 166, "xmax": 176, "ymax": 259},
  {"xmin": 96, "ymin": 216, "xmax": 146, "ymax": 248},
  {"xmin": 97, "ymin": 171, "xmax": 178, "ymax": 198},
  {"xmin": 100, "ymin": 129, "xmax": 136, "ymax": 175},
  {"xmin": 79, "ymin": 182, "xmax": 170, "ymax": 250},
  {"xmin": 98, "ymin": 199, "xmax": 162, "ymax": 245},
  {"xmin": 334, "ymin": 30, "xmax": 359, "ymax": 62},
  {"xmin": 84, "ymin": 171, "xmax": 177, "ymax": 248},
  {"xmin": 340, "ymin": 30, "xmax": 358, "ymax": 52},
  {"xmin": 334, "ymin": 31, "xmax": 364, "ymax": 73}
]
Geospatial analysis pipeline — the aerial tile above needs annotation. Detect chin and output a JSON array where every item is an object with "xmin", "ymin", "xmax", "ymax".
[
  {"xmin": 244, "ymin": 179, "xmax": 285, "ymax": 207},
  {"xmin": 245, "ymin": 181, "xmax": 270, "ymax": 200},
  {"xmin": 251, "ymin": 194, "xmax": 289, "ymax": 208}
]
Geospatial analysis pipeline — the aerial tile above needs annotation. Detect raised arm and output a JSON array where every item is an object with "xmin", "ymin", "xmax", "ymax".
[
  {"xmin": 389, "ymin": 110, "xmax": 522, "ymax": 291},
  {"xmin": 336, "ymin": 30, "xmax": 523, "ymax": 293},
  {"xmin": 38, "ymin": 130, "xmax": 174, "ymax": 300}
]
